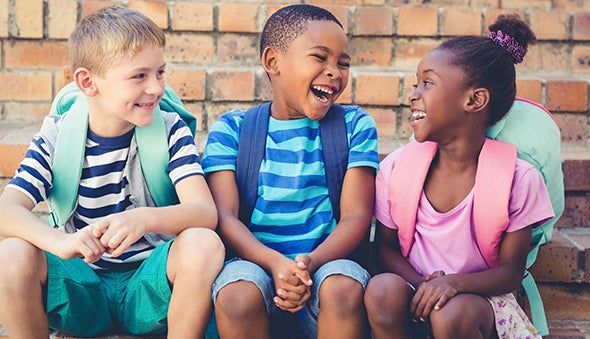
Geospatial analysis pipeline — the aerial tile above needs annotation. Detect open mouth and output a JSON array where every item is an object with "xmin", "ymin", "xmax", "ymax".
[
  {"xmin": 311, "ymin": 85, "xmax": 336, "ymax": 104},
  {"xmin": 411, "ymin": 110, "xmax": 426, "ymax": 123}
]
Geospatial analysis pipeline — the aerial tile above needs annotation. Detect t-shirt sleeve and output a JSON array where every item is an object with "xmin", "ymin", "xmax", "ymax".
[
  {"xmin": 163, "ymin": 112, "xmax": 204, "ymax": 185},
  {"xmin": 506, "ymin": 159, "xmax": 556, "ymax": 233},
  {"xmin": 345, "ymin": 106, "xmax": 380, "ymax": 170},
  {"xmin": 201, "ymin": 110, "xmax": 243, "ymax": 174}
]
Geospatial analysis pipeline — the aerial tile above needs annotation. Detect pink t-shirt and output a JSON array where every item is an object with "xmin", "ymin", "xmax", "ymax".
[{"xmin": 374, "ymin": 147, "xmax": 555, "ymax": 276}]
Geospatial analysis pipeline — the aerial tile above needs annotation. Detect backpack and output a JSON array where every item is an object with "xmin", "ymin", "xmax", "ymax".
[
  {"xmin": 389, "ymin": 97, "xmax": 563, "ymax": 336},
  {"xmin": 235, "ymin": 102, "xmax": 348, "ymax": 225},
  {"xmin": 47, "ymin": 81, "xmax": 197, "ymax": 227}
]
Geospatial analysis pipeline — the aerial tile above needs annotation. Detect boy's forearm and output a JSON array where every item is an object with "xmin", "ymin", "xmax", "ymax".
[{"xmin": 138, "ymin": 201, "xmax": 218, "ymax": 235}]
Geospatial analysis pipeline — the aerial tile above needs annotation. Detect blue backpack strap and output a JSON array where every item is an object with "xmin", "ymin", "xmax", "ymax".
[
  {"xmin": 235, "ymin": 103, "xmax": 348, "ymax": 225},
  {"xmin": 236, "ymin": 103, "xmax": 271, "ymax": 225},
  {"xmin": 319, "ymin": 104, "xmax": 348, "ymax": 221}
]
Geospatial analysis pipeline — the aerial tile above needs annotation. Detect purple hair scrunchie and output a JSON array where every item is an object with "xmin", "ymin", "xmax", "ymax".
[{"xmin": 489, "ymin": 30, "xmax": 526, "ymax": 64}]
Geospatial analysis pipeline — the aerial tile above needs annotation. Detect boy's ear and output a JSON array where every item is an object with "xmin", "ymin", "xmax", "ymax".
[
  {"xmin": 73, "ymin": 68, "xmax": 98, "ymax": 96},
  {"xmin": 261, "ymin": 47, "xmax": 280, "ymax": 76},
  {"xmin": 464, "ymin": 87, "xmax": 489, "ymax": 113}
]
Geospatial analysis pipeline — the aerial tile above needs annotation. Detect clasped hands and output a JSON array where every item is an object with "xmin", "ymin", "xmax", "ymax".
[{"xmin": 271, "ymin": 253, "xmax": 314, "ymax": 313}]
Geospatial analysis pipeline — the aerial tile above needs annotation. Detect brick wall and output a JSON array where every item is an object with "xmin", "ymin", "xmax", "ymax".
[{"xmin": 0, "ymin": 0, "xmax": 588, "ymax": 145}]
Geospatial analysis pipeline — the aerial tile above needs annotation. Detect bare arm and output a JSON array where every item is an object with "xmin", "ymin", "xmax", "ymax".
[{"xmin": 307, "ymin": 166, "xmax": 375, "ymax": 273}]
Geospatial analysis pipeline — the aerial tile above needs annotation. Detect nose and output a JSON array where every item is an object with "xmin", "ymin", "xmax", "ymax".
[
  {"xmin": 325, "ymin": 64, "xmax": 341, "ymax": 80},
  {"xmin": 408, "ymin": 87, "xmax": 419, "ymax": 102},
  {"xmin": 146, "ymin": 75, "xmax": 165, "ymax": 96}
]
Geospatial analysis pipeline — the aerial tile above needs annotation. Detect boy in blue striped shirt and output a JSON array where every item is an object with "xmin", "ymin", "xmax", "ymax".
[
  {"xmin": 0, "ymin": 6, "xmax": 223, "ymax": 337},
  {"xmin": 202, "ymin": 4, "xmax": 379, "ymax": 338}
]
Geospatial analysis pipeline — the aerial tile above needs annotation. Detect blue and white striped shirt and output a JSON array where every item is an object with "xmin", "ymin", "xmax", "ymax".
[{"xmin": 202, "ymin": 105, "xmax": 379, "ymax": 258}]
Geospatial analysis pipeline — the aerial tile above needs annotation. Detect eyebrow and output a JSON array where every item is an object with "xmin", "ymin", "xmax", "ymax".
[{"xmin": 309, "ymin": 45, "xmax": 351, "ymax": 60}]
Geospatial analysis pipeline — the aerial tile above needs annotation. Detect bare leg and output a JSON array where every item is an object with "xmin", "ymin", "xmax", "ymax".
[
  {"xmin": 364, "ymin": 273, "xmax": 414, "ymax": 339},
  {"xmin": 0, "ymin": 238, "xmax": 49, "ymax": 339},
  {"xmin": 215, "ymin": 280, "xmax": 271, "ymax": 339},
  {"xmin": 429, "ymin": 293, "xmax": 496, "ymax": 339},
  {"xmin": 166, "ymin": 228, "xmax": 224, "ymax": 338},
  {"xmin": 317, "ymin": 274, "xmax": 367, "ymax": 339}
]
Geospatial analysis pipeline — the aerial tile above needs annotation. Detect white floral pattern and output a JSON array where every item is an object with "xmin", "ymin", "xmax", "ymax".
[{"xmin": 489, "ymin": 293, "xmax": 541, "ymax": 339}]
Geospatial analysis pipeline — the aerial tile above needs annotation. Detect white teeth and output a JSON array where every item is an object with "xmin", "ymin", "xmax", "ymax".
[
  {"xmin": 412, "ymin": 111, "xmax": 426, "ymax": 119},
  {"xmin": 312, "ymin": 85, "xmax": 334, "ymax": 95}
]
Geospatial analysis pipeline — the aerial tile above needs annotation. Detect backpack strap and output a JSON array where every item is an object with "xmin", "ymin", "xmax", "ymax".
[
  {"xmin": 472, "ymin": 139, "xmax": 517, "ymax": 268},
  {"xmin": 236, "ymin": 103, "xmax": 348, "ymax": 225},
  {"xmin": 389, "ymin": 139, "xmax": 516, "ymax": 268},
  {"xmin": 389, "ymin": 140, "xmax": 438, "ymax": 257}
]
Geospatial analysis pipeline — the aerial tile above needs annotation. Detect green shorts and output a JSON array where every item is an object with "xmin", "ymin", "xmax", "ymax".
[{"xmin": 45, "ymin": 240, "xmax": 173, "ymax": 337}]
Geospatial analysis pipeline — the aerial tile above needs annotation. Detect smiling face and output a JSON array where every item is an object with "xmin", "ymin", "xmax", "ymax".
[
  {"xmin": 408, "ymin": 49, "xmax": 473, "ymax": 144},
  {"xmin": 266, "ymin": 20, "xmax": 350, "ymax": 120},
  {"xmin": 84, "ymin": 46, "xmax": 166, "ymax": 137}
]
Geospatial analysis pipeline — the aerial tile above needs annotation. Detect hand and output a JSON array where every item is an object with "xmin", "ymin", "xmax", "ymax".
[
  {"xmin": 90, "ymin": 208, "xmax": 148, "ymax": 258},
  {"xmin": 271, "ymin": 257, "xmax": 313, "ymax": 313},
  {"xmin": 52, "ymin": 226, "xmax": 105, "ymax": 263},
  {"xmin": 411, "ymin": 272, "xmax": 457, "ymax": 322}
]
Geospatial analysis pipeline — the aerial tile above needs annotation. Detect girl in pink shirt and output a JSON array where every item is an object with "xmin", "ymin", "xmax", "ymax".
[{"xmin": 365, "ymin": 14, "xmax": 554, "ymax": 339}]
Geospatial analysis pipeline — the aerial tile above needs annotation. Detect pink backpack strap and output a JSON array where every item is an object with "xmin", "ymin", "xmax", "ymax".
[
  {"xmin": 473, "ymin": 139, "xmax": 517, "ymax": 268},
  {"xmin": 389, "ymin": 140, "xmax": 438, "ymax": 257}
]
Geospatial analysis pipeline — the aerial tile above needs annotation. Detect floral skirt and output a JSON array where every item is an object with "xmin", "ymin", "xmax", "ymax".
[{"xmin": 488, "ymin": 293, "xmax": 542, "ymax": 339}]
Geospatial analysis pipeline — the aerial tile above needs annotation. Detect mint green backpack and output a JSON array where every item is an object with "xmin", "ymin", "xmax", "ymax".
[{"xmin": 47, "ymin": 82, "xmax": 196, "ymax": 227}]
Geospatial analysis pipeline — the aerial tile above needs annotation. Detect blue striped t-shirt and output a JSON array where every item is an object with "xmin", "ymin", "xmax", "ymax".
[{"xmin": 202, "ymin": 104, "xmax": 379, "ymax": 258}]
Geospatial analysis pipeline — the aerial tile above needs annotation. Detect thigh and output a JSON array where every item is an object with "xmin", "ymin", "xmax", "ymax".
[
  {"xmin": 119, "ymin": 241, "xmax": 173, "ymax": 335},
  {"xmin": 429, "ymin": 293, "xmax": 495, "ymax": 338},
  {"xmin": 45, "ymin": 252, "xmax": 113, "ymax": 336}
]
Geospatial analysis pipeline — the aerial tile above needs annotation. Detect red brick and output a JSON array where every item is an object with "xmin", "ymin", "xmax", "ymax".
[
  {"xmin": 529, "ymin": 10, "xmax": 570, "ymax": 41},
  {"xmin": 349, "ymin": 37, "xmax": 392, "ymax": 67},
  {"xmin": 129, "ymin": 0, "xmax": 168, "ymax": 29},
  {"xmin": 3, "ymin": 102, "xmax": 51, "ymax": 123},
  {"xmin": 546, "ymin": 79, "xmax": 588, "ymax": 112},
  {"xmin": 366, "ymin": 107, "xmax": 396, "ymax": 138},
  {"xmin": 183, "ymin": 102, "xmax": 205, "ymax": 132},
  {"xmin": 0, "ymin": 0, "xmax": 8, "ymax": 38},
  {"xmin": 336, "ymin": 77, "xmax": 352, "ymax": 104},
  {"xmin": 354, "ymin": 72, "xmax": 400, "ymax": 106},
  {"xmin": 170, "ymin": 2, "xmax": 214, "ymax": 31},
  {"xmin": 537, "ymin": 283, "xmax": 590, "ymax": 320},
  {"xmin": 211, "ymin": 70, "xmax": 255, "ymax": 102},
  {"xmin": 554, "ymin": 113, "xmax": 588, "ymax": 145},
  {"xmin": 520, "ymin": 43, "xmax": 569, "ymax": 73},
  {"xmin": 0, "ymin": 73, "xmax": 52, "ymax": 101},
  {"xmin": 354, "ymin": 6, "xmax": 393, "ymax": 36},
  {"xmin": 81, "ymin": 1, "xmax": 122, "ymax": 19},
  {"xmin": 217, "ymin": 34, "xmax": 260, "ymax": 64},
  {"xmin": 399, "ymin": 107, "xmax": 414, "ymax": 139},
  {"xmin": 397, "ymin": 7, "xmax": 438, "ymax": 36},
  {"xmin": 14, "ymin": 0, "xmax": 43, "ymax": 38},
  {"xmin": 257, "ymin": 72, "xmax": 273, "ymax": 102},
  {"xmin": 553, "ymin": 0, "xmax": 590, "ymax": 10},
  {"xmin": 572, "ymin": 45, "xmax": 590, "ymax": 73},
  {"xmin": 5, "ymin": 41, "xmax": 69, "ymax": 69},
  {"xmin": 563, "ymin": 159, "xmax": 590, "ymax": 192},
  {"xmin": 394, "ymin": 39, "xmax": 439, "ymax": 69},
  {"xmin": 530, "ymin": 231, "xmax": 582, "ymax": 283},
  {"xmin": 516, "ymin": 79, "xmax": 542, "ymax": 104},
  {"xmin": 441, "ymin": 8, "xmax": 482, "ymax": 36},
  {"xmin": 401, "ymin": 74, "xmax": 417, "ymax": 106},
  {"xmin": 165, "ymin": 33, "xmax": 214, "ymax": 63},
  {"xmin": 471, "ymin": 0, "xmax": 500, "ymax": 7},
  {"xmin": 558, "ymin": 195, "xmax": 590, "ymax": 228},
  {"xmin": 166, "ymin": 68, "xmax": 206, "ymax": 101},
  {"xmin": 47, "ymin": 0, "xmax": 78, "ymax": 39},
  {"xmin": 218, "ymin": 3, "xmax": 259, "ymax": 33},
  {"xmin": 573, "ymin": 11, "xmax": 590, "ymax": 41},
  {"xmin": 500, "ymin": 0, "xmax": 551, "ymax": 10}
]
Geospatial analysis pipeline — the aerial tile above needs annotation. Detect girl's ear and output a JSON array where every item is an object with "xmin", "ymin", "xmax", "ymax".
[
  {"xmin": 261, "ymin": 47, "xmax": 280, "ymax": 76},
  {"xmin": 73, "ymin": 67, "xmax": 98, "ymax": 96},
  {"xmin": 465, "ymin": 87, "xmax": 489, "ymax": 113}
]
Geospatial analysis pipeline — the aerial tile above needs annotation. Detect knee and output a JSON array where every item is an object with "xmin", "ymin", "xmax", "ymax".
[
  {"xmin": 319, "ymin": 274, "xmax": 364, "ymax": 314},
  {"xmin": 172, "ymin": 228, "xmax": 225, "ymax": 270},
  {"xmin": 365, "ymin": 273, "xmax": 411, "ymax": 320},
  {"xmin": 0, "ymin": 238, "xmax": 45, "ymax": 286},
  {"xmin": 216, "ymin": 281, "xmax": 265, "ymax": 320}
]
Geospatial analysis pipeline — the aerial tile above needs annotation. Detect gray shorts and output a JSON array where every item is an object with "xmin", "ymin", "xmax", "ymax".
[{"xmin": 212, "ymin": 258, "xmax": 370, "ymax": 339}]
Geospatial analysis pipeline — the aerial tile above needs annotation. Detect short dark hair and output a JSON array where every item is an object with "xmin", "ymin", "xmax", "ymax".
[
  {"xmin": 436, "ymin": 14, "xmax": 536, "ymax": 126},
  {"xmin": 260, "ymin": 4, "xmax": 342, "ymax": 57}
]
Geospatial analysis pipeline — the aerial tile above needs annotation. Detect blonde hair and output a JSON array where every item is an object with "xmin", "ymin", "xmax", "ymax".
[{"xmin": 69, "ymin": 6, "xmax": 166, "ymax": 76}]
